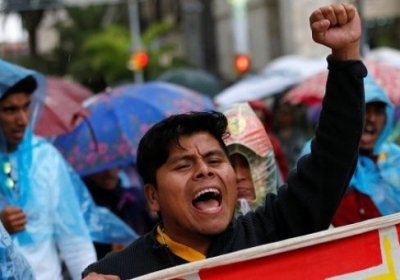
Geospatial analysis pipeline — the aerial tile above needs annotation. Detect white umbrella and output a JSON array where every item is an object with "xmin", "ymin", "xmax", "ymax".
[
  {"xmin": 365, "ymin": 47, "xmax": 400, "ymax": 68},
  {"xmin": 214, "ymin": 55, "xmax": 326, "ymax": 107}
]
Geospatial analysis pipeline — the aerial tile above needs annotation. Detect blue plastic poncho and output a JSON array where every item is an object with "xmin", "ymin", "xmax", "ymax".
[
  {"xmin": 0, "ymin": 221, "xmax": 34, "ymax": 280},
  {"xmin": 349, "ymin": 74, "xmax": 400, "ymax": 215},
  {"xmin": 0, "ymin": 59, "xmax": 138, "ymax": 246}
]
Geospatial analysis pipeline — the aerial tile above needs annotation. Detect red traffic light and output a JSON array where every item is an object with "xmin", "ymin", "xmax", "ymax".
[
  {"xmin": 234, "ymin": 54, "xmax": 251, "ymax": 74},
  {"xmin": 129, "ymin": 51, "xmax": 149, "ymax": 71}
]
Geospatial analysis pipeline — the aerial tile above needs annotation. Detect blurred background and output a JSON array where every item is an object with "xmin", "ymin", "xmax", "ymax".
[
  {"xmin": 2, "ymin": 0, "xmax": 400, "ymax": 173},
  {"xmin": 1, "ymin": 0, "xmax": 400, "ymax": 94}
]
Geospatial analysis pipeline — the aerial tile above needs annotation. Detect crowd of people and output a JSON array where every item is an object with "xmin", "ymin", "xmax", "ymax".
[{"xmin": 1, "ymin": 3, "xmax": 400, "ymax": 280}]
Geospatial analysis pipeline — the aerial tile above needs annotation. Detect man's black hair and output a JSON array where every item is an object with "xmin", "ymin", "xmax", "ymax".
[
  {"xmin": 2, "ymin": 75, "xmax": 37, "ymax": 100},
  {"xmin": 366, "ymin": 100, "xmax": 386, "ymax": 108},
  {"xmin": 137, "ymin": 111, "xmax": 229, "ymax": 186}
]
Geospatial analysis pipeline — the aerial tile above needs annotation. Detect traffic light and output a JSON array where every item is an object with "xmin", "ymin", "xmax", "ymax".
[
  {"xmin": 234, "ymin": 54, "xmax": 251, "ymax": 75},
  {"xmin": 128, "ymin": 50, "xmax": 149, "ymax": 71}
]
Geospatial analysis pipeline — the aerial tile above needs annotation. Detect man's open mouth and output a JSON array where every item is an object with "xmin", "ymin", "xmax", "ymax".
[
  {"xmin": 192, "ymin": 188, "xmax": 222, "ymax": 212},
  {"xmin": 364, "ymin": 124, "xmax": 377, "ymax": 135}
]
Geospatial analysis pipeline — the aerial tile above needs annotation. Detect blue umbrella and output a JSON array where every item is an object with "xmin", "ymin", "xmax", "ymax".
[{"xmin": 54, "ymin": 81, "xmax": 214, "ymax": 176}]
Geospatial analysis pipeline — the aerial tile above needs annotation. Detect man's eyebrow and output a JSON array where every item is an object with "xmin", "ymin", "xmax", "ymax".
[
  {"xmin": 166, "ymin": 149, "xmax": 226, "ymax": 164},
  {"xmin": 1, "ymin": 104, "xmax": 18, "ymax": 110},
  {"xmin": 203, "ymin": 149, "xmax": 226, "ymax": 158},
  {"xmin": 166, "ymin": 154, "xmax": 193, "ymax": 165},
  {"xmin": 1, "ymin": 100, "xmax": 31, "ymax": 109}
]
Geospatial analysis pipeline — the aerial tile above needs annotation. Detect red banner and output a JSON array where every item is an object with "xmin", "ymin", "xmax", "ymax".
[{"xmin": 137, "ymin": 214, "xmax": 400, "ymax": 279}]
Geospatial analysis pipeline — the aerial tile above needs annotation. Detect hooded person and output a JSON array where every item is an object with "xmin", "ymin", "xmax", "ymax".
[
  {"xmin": 0, "ymin": 59, "xmax": 138, "ymax": 280},
  {"xmin": 299, "ymin": 74, "xmax": 400, "ymax": 226},
  {"xmin": 333, "ymin": 73, "xmax": 400, "ymax": 226},
  {"xmin": 223, "ymin": 103, "xmax": 278, "ymax": 215}
]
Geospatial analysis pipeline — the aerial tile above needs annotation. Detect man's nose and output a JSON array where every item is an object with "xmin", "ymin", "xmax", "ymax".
[
  {"xmin": 16, "ymin": 111, "xmax": 29, "ymax": 125},
  {"xmin": 234, "ymin": 166, "xmax": 246, "ymax": 181},
  {"xmin": 366, "ymin": 112, "xmax": 377, "ymax": 122},
  {"xmin": 194, "ymin": 160, "xmax": 214, "ymax": 179}
]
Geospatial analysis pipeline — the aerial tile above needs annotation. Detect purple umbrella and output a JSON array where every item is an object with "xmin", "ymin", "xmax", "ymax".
[{"xmin": 54, "ymin": 81, "xmax": 214, "ymax": 176}]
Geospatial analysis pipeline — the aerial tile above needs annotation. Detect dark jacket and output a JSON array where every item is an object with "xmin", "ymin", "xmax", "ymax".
[
  {"xmin": 83, "ymin": 57, "xmax": 367, "ymax": 279},
  {"xmin": 84, "ymin": 180, "xmax": 157, "ymax": 259}
]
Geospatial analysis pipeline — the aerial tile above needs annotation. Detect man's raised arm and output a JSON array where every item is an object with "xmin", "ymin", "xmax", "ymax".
[{"xmin": 271, "ymin": 3, "xmax": 366, "ymax": 236}]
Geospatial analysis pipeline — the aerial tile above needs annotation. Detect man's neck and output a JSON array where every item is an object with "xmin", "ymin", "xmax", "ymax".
[
  {"xmin": 6, "ymin": 144, "xmax": 18, "ymax": 153},
  {"xmin": 156, "ymin": 226, "xmax": 208, "ymax": 261},
  {"xmin": 359, "ymin": 148, "xmax": 378, "ymax": 162},
  {"xmin": 161, "ymin": 227, "xmax": 211, "ymax": 256}
]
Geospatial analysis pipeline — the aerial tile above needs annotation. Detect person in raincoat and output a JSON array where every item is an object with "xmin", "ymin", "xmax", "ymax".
[
  {"xmin": 333, "ymin": 74, "xmax": 400, "ymax": 226},
  {"xmin": 0, "ymin": 221, "xmax": 34, "ymax": 280},
  {"xmin": 223, "ymin": 103, "xmax": 278, "ymax": 216},
  {"xmin": 299, "ymin": 74, "xmax": 400, "ymax": 226},
  {"xmin": 0, "ymin": 59, "xmax": 138, "ymax": 280}
]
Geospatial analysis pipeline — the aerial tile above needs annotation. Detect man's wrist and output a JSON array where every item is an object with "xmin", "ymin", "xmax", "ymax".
[{"xmin": 331, "ymin": 41, "xmax": 361, "ymax": 61}]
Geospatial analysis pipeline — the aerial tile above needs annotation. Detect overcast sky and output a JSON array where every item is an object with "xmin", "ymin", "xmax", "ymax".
[{"xmin": 0, "ymin": 13, "xmax": 26, "ymax": 43}]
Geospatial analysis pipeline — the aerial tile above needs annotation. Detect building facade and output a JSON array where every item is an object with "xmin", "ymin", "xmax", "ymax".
[{"xmin": 208, "ymin": 0, "xmax": 400, "ymax": 81}]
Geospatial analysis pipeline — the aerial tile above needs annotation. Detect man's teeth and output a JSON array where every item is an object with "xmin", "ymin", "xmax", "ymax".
[
  {"xmin": 364, "ymin": 125, "xmax": 375, "ymax": 133},
  {"xmin": 194, "ymin": 188, "xmax": 220, "ymax": 200}
]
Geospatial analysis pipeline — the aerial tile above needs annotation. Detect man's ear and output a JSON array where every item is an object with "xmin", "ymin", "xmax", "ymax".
[{"xmin": 144, "ymin": 184, "xmax": 160, "ymax": 212}]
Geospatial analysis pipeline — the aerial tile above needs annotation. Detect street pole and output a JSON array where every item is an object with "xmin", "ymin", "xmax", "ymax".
[
  {"xmin": 229, "ymin": 0, "xmax": 250, "ymax": 76},
  {"xmin": 128, "ymin": 0, "xmax": 143, "ymax": 83},
  {"xmin": 229, "ymin": 0, "xmax": 249, "ymax": 56},
  {"xmin": 356, "ymin": 0, "xmax": 368, "ymax": 56}
]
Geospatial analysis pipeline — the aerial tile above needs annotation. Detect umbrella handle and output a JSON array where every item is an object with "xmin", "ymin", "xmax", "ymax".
[
  {"xmin": 81, "ymin": 115, "xmax": 100, "ymax": 153},
  {"xmin": 71, "ymin": 110, "xmax": 89, "ymax": 127}
]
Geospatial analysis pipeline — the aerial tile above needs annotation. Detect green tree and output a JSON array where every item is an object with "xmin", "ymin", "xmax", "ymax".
[
  {"xmin": 69, "ymin": 25, "xmax": 132, "ymax": 91},
  {"xmin": 67, "ymin": 20, "xmax": 187, "ymax": 91},
  {"xmin": 48, "ymin": 4, "xmax": 127, "ymax": 87},
  {"xmin": 1, "ymin": 0, "xmax": 50, "ymax": 56},
  {"xmin": 141, "ymin": 21, "xmax": 187, "ymax": 80},
  {"xmin": 19, "ymin": 9, "xmax": 45, "ymax": 57},
  {"xmin": 2, "ymin": 2, "xmax": 187, "ymax": 91}
]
